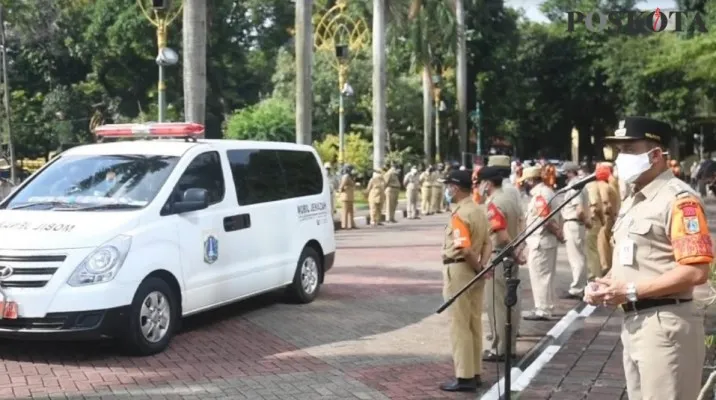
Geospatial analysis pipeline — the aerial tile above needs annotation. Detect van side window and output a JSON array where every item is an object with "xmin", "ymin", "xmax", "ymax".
[
  {"xmin": 227, "ymin": 149, "xmax": 287, "ymax": 205},
  {"xmin": 276, "ymin": 150, "xmax": 323, "ymax": 197},
  {"xmin": 174, "ymin": 151, "xmax": 225, "ymax": 205}
]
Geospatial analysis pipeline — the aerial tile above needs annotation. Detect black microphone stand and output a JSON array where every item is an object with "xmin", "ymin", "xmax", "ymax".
[{"xmin": 436, "ymin": 187, "xmax": 585, "ymax": 400}]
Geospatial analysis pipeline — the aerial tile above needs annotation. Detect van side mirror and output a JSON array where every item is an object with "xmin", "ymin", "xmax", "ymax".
[{"xmin": 171, "ymin": 188, "xmax": 209, "ymax": 214}]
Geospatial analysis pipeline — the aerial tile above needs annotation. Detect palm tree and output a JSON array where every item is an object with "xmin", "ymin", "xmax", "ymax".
[
  {"xmin": 372, "ymin": 0, "xmax": 387, "ymax": 169},
  {"xmin": 183, "ymin": 0, "xmax": 207, "ymax": 131},
  {"xmin": 455, "ymin": 0, "xmax": 467, "ymax": 156},
  {"xmin": 403, "ymin": 0, "xmax": 456, "ymax": 164},
  {"xmin": 295, "ymin": 0, "xmax": 313, "ymax": 145}
]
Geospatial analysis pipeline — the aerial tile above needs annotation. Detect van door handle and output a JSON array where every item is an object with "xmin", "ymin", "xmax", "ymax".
[{"xmin": 224, "ymin": 213, "xmax": 251, "ymax": 232}]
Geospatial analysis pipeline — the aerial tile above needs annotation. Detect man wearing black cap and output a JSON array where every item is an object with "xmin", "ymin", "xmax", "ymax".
[
  {"xmin": 477, "ymin": 166, "xmax": 525, "ymax": 362},
  {"xmin": 438, "ymin": 169, "xmax": 493, "ymax": 392},
  {"xmin": 585, "ymin": 116, "xmax": 711, "ymax": 400}
]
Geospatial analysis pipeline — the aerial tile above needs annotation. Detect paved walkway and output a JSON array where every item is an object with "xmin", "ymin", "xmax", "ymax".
[{"xmin": 0, "ymin": 213, "xmax": 583, "ymax": 399}]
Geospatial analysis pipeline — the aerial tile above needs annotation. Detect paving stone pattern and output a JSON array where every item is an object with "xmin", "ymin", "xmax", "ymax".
[{"xmin": 0, "ymin": 214, "xmax": 582, "ymax": 399}]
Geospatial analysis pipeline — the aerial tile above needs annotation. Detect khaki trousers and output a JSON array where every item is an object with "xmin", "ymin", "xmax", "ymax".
[
  {"xmin": 369, "ymin": 201, "xmax": 382, "ymax": 225},
  {"xmin": 485, "ymin": 259, "xmax": 520, "ymax": 355},
  {"xmin": 340, "ymin": 200, "xmax": 355, "ymax": 228},
  {"xmin": 406, "ymin": 188, "xmax": 419, "ymax": 218},
  {"xmin": 384, "ymin": 188, "xmax": 399, "ymax": 222},
  {"xmin": 421, "ymin": 187, "xmax": 432, "ymax": 214},
  {"xmin": 430, "ymin": 186, "xmax": 442, "ymax": 213},
  {"xmin": 597, "ymin": 217, "xmax": 614, "ymax": 274},
  {"xmin": 443, "ymin": 263, "xmax": 485, "ymax": 378},
  {"xmin": 586, "ymin": 222, "xmax": 602, "ymax": 280},
  {"xmin": 622, "ymin": 303, "xmax": 705, "ymax": 400},
  {"xmin": 564, "ymin": 221, "xmax": 587, "ymax": 295},
  {"xmin": 526, "ymin": 245, "xmax": 557, "ymax": 313}
]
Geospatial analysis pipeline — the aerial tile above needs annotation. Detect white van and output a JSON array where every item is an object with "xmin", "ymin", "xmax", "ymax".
[{"xmin": 0, "ymin": 123, "xmax": 336, "ymax": 355}]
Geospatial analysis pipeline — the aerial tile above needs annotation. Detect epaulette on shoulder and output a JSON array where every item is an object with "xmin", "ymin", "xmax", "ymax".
[{"xmin": 667, "ymin": 178, "xmax": 697, "ymax": 199}]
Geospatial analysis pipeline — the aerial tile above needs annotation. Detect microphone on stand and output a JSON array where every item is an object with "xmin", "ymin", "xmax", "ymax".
[{"xmin": 556, "ymin": 165, "xmax": 611, "ymax": 194}]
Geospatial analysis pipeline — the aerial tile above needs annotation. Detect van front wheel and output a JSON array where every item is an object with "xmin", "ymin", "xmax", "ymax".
[
  {"xmin": 121, "ymin": 277, "xmax": 178, "ymax": 356},
  {"xmin": 287, "ymin": 247, "xmax": 322, "ymax": 303}
]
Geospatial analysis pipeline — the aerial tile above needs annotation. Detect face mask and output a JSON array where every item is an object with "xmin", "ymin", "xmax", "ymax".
[
  {"xmin": 614, "ymin": 149, "xmax": 655, "ymax": 183},
  {"xmin": 444, "ymin": 187, "xmax": 454, "ymax": 204}
]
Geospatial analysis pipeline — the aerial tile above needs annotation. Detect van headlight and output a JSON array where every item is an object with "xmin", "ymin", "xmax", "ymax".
[{"xmin": 67, "ymin": 235, "xmax": 132, "ymax": 286}]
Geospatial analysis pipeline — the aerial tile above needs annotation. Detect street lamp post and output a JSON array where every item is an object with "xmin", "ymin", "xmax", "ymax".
[
  {"xmin": 137, "ymin": 0, "xmax": 182, "ymax": 122},
  {"xmin": 314, "ymin": 0, "xmax": 369, "ymax": 166},
  {"xmin": 432, "ymin": 74, "xmax": 442, "ymax": 163}
]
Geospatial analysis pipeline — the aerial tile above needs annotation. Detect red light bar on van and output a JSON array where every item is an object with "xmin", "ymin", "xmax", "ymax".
[{"xmin": 94, "ymin": 122, "xmax": 205, "ymax": 139}]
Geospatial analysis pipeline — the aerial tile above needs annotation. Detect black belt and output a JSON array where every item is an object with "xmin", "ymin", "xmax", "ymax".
[
  {"xmin": 564, "ymin": 219, "xmax": 582, "ymax": 224},
  {"xmin": 621, "ymin": 298, "xmax": 692, "ymax": 313},
  {"xmin": 443, "ymin": 258, "xmax": 466, "ymax": 265}
]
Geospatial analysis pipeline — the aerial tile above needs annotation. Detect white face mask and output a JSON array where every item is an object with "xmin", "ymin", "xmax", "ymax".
[{"xmin": 614, "ymin": 149, "xmax": 655, "ymax": 183}]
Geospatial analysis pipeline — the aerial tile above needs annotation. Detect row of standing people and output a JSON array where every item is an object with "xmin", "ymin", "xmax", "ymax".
[{"xmin": 439, "ymin": 117, "xmax": 713, "ymax": 400}]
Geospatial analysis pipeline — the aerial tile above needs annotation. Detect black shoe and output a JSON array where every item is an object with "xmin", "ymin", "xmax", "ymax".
[
  {"xmin": 523, "ymin": 313, "xmax": 550, "ymax": 321},
  {"xmin": 559, "ymin": 292, "xmax": 583, "ymax": 300},
  {"xmin": 482, "ymin": 350, "xmax": 517, "ymax": 362},
  {"xmin": 439, "ymin": 377, "xmax": 478, "ymax": 392}
]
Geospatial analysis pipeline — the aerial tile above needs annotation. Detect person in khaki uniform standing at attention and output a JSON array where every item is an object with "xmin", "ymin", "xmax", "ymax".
[
  {"xmin": 559, "ymin": 162, "xmax": 591, "ymax": 299},
  {"xmin": 586, "ymin": 117, "xmax": 711, "ymax": 400},
  {"xmin": 420, "ymin": 166, "xmax": 433, "ymax": 215},
  {"xmin": 430, "ymin": 164, "xmax": 443, "ymax": 214},
  {"xmin": 581, "ymin": 163, "xmax": 605, "ymax": 280},
  {"xmin": 521, "ymin": 166, "xmax": 564, "ymax": 321},
  {"xmin": 365, "ymin": 169, "xmax": 386, "ymax": 226},
  {"xmin": 338, "ymin": 165, "xmax": 357, "ymax": 229},
  {"xmin": 383, "ymin": 164, "xmax": 401, "ymax": 223},
  {"xmin": 476, "ymin": 166, "xmax": 526, "ymax": 362},
  {"xmin": 596, "ymin": 162, "xmax": 619, "ymax": 275},
  {"xmin": 403, "ymin": 166, "xmax": 421, "ymax": 219},
  {"xmin": 438, "ymin": 170, "xmax": 493, "ymax": 392}
]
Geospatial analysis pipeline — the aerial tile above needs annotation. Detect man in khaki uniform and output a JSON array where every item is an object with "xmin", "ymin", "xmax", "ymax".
[
  {"xmin": 365, "ymin": 170, "xmax": 386, "ymax": 226},
  {"xmin": 587, "ymin": 117, "xmax": 711, "ymax": 400},
  {"xmin": 560, "ymin": 162, "xmax": 591, "ymax": 299},
  {"xmin": 403, "ymin": 166, "xmax": 420, "ymax": 219},
  {"xmin": 383, "ymin": 164, "xmax": 401, "ymax": 223},
  {"xmin": 438, "ymin": 170, "xmax": 492, "ymax": 392},
  {"xmin": 419, "ymin": 166, "xmax": 433, "ymax": 215},
  {"xmin": 521, "ymin": 166, "xmax": 564, "ymax": 320},
  {"xmin": 488, "ymin": 155, "xmax": 523, "ymax": 214},
  {"xmin": 337, "ymin": 165, "xmax": 357, "ymax": 229},
  {"xmin": 581, "ymin": 163, "xmax": 605, "ymax": 280},
  {"xmin": 477, "ymin": 166, "xmax": 524, "ymax": 361},
  {"xmin": 430, "ymin": 165, "xmax": 443, "ymax": 214},
  {"xmin": 597, "ymin": 163, "xmax": 619, "ymax": 275}
]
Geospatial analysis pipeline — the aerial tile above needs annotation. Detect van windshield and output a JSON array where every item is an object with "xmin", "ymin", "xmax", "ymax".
[{"xmin": 3, "ymin": 154, "xmax": 179, "ymax": 211}]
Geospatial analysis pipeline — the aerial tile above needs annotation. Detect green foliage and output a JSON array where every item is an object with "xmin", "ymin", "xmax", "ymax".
[
  {"xmin": 313, "ymin": 133, "xmax": 372, "ymax": 175},
  {"xmin": 225, "ymin": 98, "xmax": 294, "ymax": 142}
]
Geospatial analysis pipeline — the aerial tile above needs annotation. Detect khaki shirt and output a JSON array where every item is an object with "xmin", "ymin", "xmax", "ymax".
[
  {"xmin": 598, "ymin": 180, "xmax": 619, "ymax": 222},
  {"xmin": 586, "ymin": 181, "xmax": 603, "ymax": 226},
  {"xmin": 383, "ymin": 169, "xmax": 401, "ymax": 190},
  {"xmin": 561, "ymin": 176, "xmax": 588, "ymax": 221},
  {"xmin": 338, "ymin": 174, "xmax": 355, "ymax": 202},
  {"xmin": 419, "ymin": 171, "xmax": 432, "ymax": 189},
  {"xmin": 611, "ymin": 170, "xmax": 714, "ymax": 299},
  {"xmin": 526, "ymin": 182, "xmax": 558, "ymax": 249},
  {"xmin": 486, "ymin": 188, "xmax": 521, "ymax": 250},
  {"xmin": 442, "ymin": 197, "xmax": 490, "ymax": 260},
  {"xmin": 430, "ymin": 171, "xmax": 441, "ymax": 188},
  {"xmin": 608, "ymin": 176, "xmax": 621, "ymax": 211},
  {"xmin": 403, "ymin": 171, "xmax": 420, "ymax": 190},
  {"xmin": 366, "ymin": 175, "xmax": 386, "ymax": 203}
]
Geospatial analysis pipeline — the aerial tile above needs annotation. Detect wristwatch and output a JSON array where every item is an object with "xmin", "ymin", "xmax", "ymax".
[{"xmin": 626, "ymin": 282, "xmax": 638, "ymax": 303}]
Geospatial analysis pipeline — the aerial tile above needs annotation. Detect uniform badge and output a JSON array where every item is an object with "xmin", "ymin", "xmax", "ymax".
[
  {"xmin": 684, "ymin": 217, "xmax": 700, "ymax": 234},
  {"xmin": 204, "ymin": 235, "xmax": 219, "ymax": 264},
  {"xmin": 615, "ymin": 120, "xmax": 626, "ymax": 137}
]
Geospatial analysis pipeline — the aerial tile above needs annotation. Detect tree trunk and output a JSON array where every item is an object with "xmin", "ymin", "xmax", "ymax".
[
  {"xmin": 372, "ymin": 0, "xmax": 387, "ymax": 169},
  {"xmin": 182, "ymin": 0, "xmax": 207, "ymax": 133},
  {"xmin": 422, "ymin": 67, "xmax": 433, "ymax": 165},
  {"xmin": 455, "ymin": 0, "xmax": 467, "ymax": 155},
  {"xmin": 295, "ymin": 0, "xmax": 313, "ymax": 145}
]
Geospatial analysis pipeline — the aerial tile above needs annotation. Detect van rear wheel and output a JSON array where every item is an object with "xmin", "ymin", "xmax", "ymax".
[
  {"xmin": 287, "ymin": 247, "xmax": 322, "ymax": 303},
  {"xmin": 121, "ymin": 277, "xmax": 178, "ymax": 356}
]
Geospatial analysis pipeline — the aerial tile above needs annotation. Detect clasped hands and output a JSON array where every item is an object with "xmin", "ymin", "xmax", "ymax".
[{"xmin": 583, "ymin": 277, "xmax": 628, "ymax": 307}]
